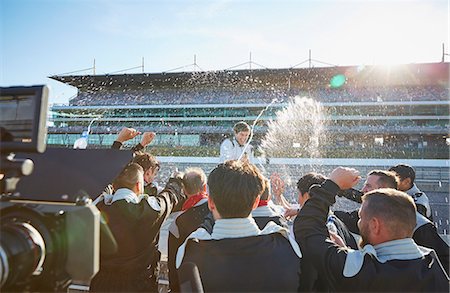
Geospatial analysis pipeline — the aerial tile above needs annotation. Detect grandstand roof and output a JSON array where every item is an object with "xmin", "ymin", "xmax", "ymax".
[{"xmin": 50, "ymin": 62, "xmax": 449, "ymax": 92}]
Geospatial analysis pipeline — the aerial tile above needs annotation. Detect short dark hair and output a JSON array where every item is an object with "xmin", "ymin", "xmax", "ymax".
[
  {"xmin": 183, "ymin": 167, "xmax": 206, "ymax": 195},
  {"xmin": 368, "ymin": 170, "xmax": 399, "ymax": 189},
  {"xmin": 362, "ymin": 188, "xmax": 416, "ymax": 238},
  {"xmin": 132, "ymin": 152, "xmax": 160, "ymax": 172},
  {"xmin": 112, "ymin": 163, "xmax": 143, "ymax": 190},
  {"xmin": 297, "ymin": 172, "xmax": 326, "ymax": 194},
  {"xmin": 233, "ymin": 121, "xmax": 251, "ymax": 134},
  {"xmin": 207, "ymin": 160, "xmax": 265, "ymax": 218},
  {"xmin": 388, "ymin": 164, "xmax": 416, "ymax": 184}
]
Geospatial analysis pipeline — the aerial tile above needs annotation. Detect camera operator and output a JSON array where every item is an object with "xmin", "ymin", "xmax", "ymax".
[{"xmin": 90, "ymin": 162, "xmax": 185, "ymax": 292}]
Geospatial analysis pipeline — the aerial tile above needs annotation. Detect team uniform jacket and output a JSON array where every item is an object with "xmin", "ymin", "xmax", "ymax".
[
  {"xmin": 294, "ymin": 180, "xmax": 449, "ymax": 292},
  {"xmin": 295, "ymin": 211, "xmax": 358, "ymax": 292},
  {"xmin": 414, "ymin": 212, "xmax": 449, "ymax": 275},
  {"xmin": 176, "ymin": 218, "xmax": 302, "ymax": 292},
  {"xmin": 167, "ymin": 199, "xmax": 210, "ymax": 292},
  {"xmin": 251, "ymin": 204, "xmax": 287, "ymax": 229},
  {"xmin": 334, "ymin": 204, "xmax": 449, "ymax": 275},
  {"xmin": 90, "ymin": 179, "xmax": 185, "ymax": 292},
  {"xmin": 406, "ymin": 183, "xmax": 433, "ymax": 220}
]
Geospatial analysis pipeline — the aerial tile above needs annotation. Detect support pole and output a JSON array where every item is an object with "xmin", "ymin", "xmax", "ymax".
[{"xmin": 308, "ymin": 49, "xmax": 311, "ymax": 68}]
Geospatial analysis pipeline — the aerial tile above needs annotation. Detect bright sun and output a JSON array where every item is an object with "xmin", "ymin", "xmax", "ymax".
[{"xmin": 349, "ymin": 2, "xmax": 444, "ymax": 65}]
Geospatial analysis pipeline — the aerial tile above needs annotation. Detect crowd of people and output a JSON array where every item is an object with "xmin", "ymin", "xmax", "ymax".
[
  {"xmin": 69, "ymin": 87, "xmax": 283, "ymax": 106},
  {"xmin": 69, "ymin": 85, "xmax": 447, "ymax": 106},
  {"xmin": 88, "ymin": 124, "xmax": 449, "ymax": 292}
]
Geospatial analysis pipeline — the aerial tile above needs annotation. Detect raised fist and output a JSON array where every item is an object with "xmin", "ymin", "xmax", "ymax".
[
  {"xmin": 329, "ymin": 167, "xmax": 360, "ymax": 190},
  {"xmin": 116, "ymin": 127, "xmax": 141, "ymax": 143},
  {"xmin": 141, "ymin": 132, "xmax": 156, "ymax": 147}
]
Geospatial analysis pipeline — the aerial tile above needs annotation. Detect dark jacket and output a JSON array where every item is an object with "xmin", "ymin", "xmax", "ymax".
[
  {"xmin": 335, "ymin": 206, "xmax": 450, "ymax": 276},
  {"xmin": 111, "ymin": 140, "xmax": 145, "ymax": 152},
  {"xmin": 168, "ymin": 200, "xmax": 210, "ymax": 292},
  {"xmin": 334, "ymin": 210, "xmax": 360, "ymax": 234},
  {"xmin": 295, "ymin": 180, "xmax": 449, "ymax": 292},
  {"xmin": 90, "ymin": 178, "xmax": 185, "ymax": 292},
  {"xmin": 327, "ymin": 214, "xmax": 358, "ymax": 250},
  {"xmin": 180, "ymin": 234, "xmax": 301, "ymax": 292},
  {"xmin": 414, "ymin": 212, "xmax": 449, "ymax": 275},
  {"xmin": 254, "ymin": 215, "xmax": 285, "ymax": 230},
  {"xmin": 296, "ymin": 213, "xmax": 358, "ymax": 292},
  {"xmin": 251, "ymin": 205, "xmax": 286, "ymax": 230}
]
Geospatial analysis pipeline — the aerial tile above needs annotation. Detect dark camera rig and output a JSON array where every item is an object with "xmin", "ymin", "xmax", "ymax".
[{"xmin": 0, "ymin": 85, "xmax": 100, "ymax": 292}]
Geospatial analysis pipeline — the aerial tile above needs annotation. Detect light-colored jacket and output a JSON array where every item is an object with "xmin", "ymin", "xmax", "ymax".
[{"xmin": 219, "ymin": 137, "xmax": 254, "ymax": 163}]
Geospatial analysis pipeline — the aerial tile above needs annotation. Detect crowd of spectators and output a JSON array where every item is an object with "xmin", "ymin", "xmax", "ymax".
[
  {"xmin": 69, "ymin": 85, "xmax": 448, "ymax": 106},
  {"xmin": 69, "ymin": 87, "xmax": 286, "ymax": 106}
]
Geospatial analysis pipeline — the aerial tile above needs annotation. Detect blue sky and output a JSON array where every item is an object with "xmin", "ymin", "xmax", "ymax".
[{"xmin": 1, "ymin": 0, "xmax": 448, "ymax": 104}]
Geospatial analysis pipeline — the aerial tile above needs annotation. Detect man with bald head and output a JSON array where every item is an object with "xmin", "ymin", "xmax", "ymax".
[{"xmin": 167, "ymin": 167, "xmax": 210, "ymax": 292}]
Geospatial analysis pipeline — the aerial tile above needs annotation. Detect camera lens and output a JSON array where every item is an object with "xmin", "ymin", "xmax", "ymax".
[{"xmin": 0, "ymin": 221, "xmax": 45, "ymax": 290}]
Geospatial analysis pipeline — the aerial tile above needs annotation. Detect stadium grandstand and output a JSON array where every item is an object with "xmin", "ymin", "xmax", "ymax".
[{"xmin": 49, "ymin": 62, "xmax": 449, "ymax": 160}]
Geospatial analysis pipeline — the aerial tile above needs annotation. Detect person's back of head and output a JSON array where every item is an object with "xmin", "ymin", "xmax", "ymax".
[
  {"xmin": 182, "ymin": 167, "xmax": 207, "ymax": 196},
  {"xmin": 112, "ymin": 163, "xmax": 144, "ymax": 192},
  {"xmin": 296, "ymin": 172, "xmax": 326, "ymax": 207},
  {"xmin": 297, "ymin": 172, "xmax": 326, "ymax": 194},
  {"xmin": 131, "ymin": 152, "xmax": 160, "ymax": 184},
  {"xmin": 132, "ymin": 152, "xmax": 159, "ymax": 172},
  {"xmin": 368, "ymin": 170, "xmax": 399, "ymax": 189},
  {"xmin": 388, "ymin": 164, "xmax": 415, "ymax": 191},
  {"xmin": 208, "ymin": 160, "xmax": 265, "ymax": 218},
  {"xmin": 361, "ymin": 188, "xmax": 416, "ymax": 240}
]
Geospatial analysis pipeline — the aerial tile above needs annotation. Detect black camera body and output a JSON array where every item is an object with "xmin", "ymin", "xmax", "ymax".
[
  {"xmin": 0, "ymin": 199, "xmax": 100, "ymax": 291},
  {"xmin": 0, "ymin": 85, "xmax": 100, "ymax": 291}
]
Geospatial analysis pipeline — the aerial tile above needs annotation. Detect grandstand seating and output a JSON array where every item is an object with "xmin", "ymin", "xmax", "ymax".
[
  {"xmin": 68, "ymin": 85, "xmax": 448, "ymax": 106},
  {"xmin": 48, "ymin": 63, "xmax": 449, "ymax": 159}
]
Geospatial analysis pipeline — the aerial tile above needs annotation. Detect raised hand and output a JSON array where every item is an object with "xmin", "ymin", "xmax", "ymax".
[
  {"xmin": 116, "ymin": 127, "xmax": 141, "ymax": 143},
  {"xmin": 329, "ymin": 167, "xmax": 360, "ymax": 190},
  {"xmin": 141, "ymin": 132, "xmax": 156, "ymax": 147},
  {"xmin": 270, "ymin": 172, "xmax": 285, "ymax": 198},
  {"xmin": 284, "ymin": 207, "xmax": 299, "ymax": 220}
]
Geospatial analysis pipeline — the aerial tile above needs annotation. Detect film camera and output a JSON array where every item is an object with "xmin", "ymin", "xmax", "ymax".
[{"xmin": 0, "ymin": 85, "xmax": 100, "ymax": 292}]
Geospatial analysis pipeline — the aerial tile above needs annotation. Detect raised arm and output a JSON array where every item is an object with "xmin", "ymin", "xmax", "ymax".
[
  {"xmin": 294, "ymin": 167, "xmax": 360, "ymax": 289},
  {"xmin": 111, "ymin": 127, "xmax": 142, "ymax": 149},
  {"xmin": 270, "ymin": 173, "xmax": 292, "ymax": 210},
  {"xmin": 111, "ymin": 127, "xmax": 156, "ymax": 153}
]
